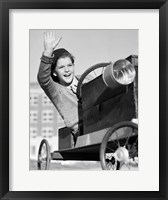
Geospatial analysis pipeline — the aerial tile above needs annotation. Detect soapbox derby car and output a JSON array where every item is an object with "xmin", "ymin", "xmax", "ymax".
[{"xmin": 37, "ymin": 55, "xmax": 138, "ymax": 170}]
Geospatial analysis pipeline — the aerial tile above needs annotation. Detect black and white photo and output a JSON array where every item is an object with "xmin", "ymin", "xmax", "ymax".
[{"xmin": 30, "ymin": 29, "xmax": 138, "ymax": 170}]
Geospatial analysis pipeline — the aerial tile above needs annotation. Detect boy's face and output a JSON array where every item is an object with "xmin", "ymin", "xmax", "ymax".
[{"xmin": 54, "ymin": 57, "xmax": 75, "ymax": 86}]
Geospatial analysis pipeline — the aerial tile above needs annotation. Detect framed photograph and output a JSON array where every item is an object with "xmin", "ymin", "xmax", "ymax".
[
  {"xmin": 30, "ymin": 29, "xmax": 139, "ymax": 172},
  {"xmin": 0, "ymin": 0, "xmax": 167, "ymax": 199}
]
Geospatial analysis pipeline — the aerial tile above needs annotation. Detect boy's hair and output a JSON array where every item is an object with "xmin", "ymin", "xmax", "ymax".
[{"xmin": 52, "ymin": 48, "xmax": 74, "ymax": 69}]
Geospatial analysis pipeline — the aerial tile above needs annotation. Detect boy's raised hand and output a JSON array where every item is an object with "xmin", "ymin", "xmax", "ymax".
[{"xmin": 43, "ymin": 30, "xmax": 62, "ymax": 57}]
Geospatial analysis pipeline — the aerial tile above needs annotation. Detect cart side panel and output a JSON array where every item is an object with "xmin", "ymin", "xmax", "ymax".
[
  {"xmin": 82, "ymin": 84, "xmax": 135, "ymax": 134},
  {"xmin": 58, "ymin": 127, "xmax": 74, "ymax": 150},
  {"xmin": 81, "ymin": 76, "xmax": 126, "ymax": 111}
]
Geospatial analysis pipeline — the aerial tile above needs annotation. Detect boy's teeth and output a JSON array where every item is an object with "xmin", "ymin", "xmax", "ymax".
[{"xmin": 65, "ymin": 74, "xmax": 70, "ymax": 77}]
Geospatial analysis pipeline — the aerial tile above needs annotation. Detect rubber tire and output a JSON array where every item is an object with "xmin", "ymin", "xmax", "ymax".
[
  {"xmin": 37, "ymin": 139, "xmax": 51, "ymax": 170},
  {"xmin": 100, "ymin": 121, "xmax": 138, "ymax": 170}
]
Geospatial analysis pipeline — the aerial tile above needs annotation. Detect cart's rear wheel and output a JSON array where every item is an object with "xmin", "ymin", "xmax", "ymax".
[
  {"xmin": 77, "ymin": 62, "xmax": 111, "ymax": 99},
  {"xmin": 100, "ymin": 121, "xmax": 138, "ymax": 170},
  {"xmin": 37, "ymin": 139, "xmax": 51, "ymax": 170}
]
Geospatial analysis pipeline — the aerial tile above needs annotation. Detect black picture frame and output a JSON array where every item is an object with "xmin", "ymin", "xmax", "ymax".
[{"xmin": 0, "ymin": 0, "xmax": 167, "ymax": 199}]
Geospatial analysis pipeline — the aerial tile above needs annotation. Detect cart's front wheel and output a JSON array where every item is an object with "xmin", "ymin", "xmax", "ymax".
[
  {"xmin": 100, "ymin": 121, "xmax": 138, "ymax": 170},
  {"xmin": 37, "ymin": 139, "xmax": 51, "ymax": 170}
]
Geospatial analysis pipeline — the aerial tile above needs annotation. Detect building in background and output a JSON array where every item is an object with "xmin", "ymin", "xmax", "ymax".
[{"xmin": 30, "ymin": 82, "xmax": 65, "ymax": 159}]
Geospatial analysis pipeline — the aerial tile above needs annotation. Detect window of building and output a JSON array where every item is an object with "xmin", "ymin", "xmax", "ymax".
[
  {"xmin": 30, "ymin": 93, "xmax": 38, "ymax": 106},
  {"xmin": 42, "ymin": 127, "xmax": 53, "ymax": 138},
  {"xmin": 30, "ymin": 110, "xmax": 38, "ymax": 123},
  {"xmin": 30, "ymin": 127, "xmax": 38, "ymax": 138},
  {"xmin": 42, "ymin": 110, "xmax": 53, "ymax": 123},
  {"xmin": 42, "ymin": 94, "xmax": 52, "ymax": 106}
]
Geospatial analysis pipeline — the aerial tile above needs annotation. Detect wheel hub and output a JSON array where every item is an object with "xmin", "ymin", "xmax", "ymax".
[{"xmin": 114, "ymin": 147, "xmax": 129, "ymax": 162}]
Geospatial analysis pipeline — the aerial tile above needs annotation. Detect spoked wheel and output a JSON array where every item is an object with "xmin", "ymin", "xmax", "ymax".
[
  {"xmin": 76, "ymin": 62, "xmax": 111, "ymax": 99},
  {"xmin": 100, "ymin": 121, "xmax": 138, "ymax": 170},
  {"xmin": 37, "ymin": 139, "xmax": 51, "ymax": 170}
]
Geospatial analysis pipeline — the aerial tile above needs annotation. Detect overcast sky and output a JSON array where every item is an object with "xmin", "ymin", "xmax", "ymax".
[{"xmin": 30, "ymin": 29, "xmax": 138, "ymax": 83}]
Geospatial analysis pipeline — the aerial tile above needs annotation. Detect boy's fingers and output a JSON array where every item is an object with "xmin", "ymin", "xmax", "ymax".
[
  {"xmin": 44, "ymin": 30, "xmax": 58, "ymax": 40},
  {"xmin": 49, "ymin": 30, "xmax": 52, "ymax": 37},
  {"xmin": 58, "ymin": 37, "xmax": 62, "ymax": 43},
  {"xmin": 53, "ymin": 37, "xmax": 62, "ymax": 50},
  {"xmin": 53, "ymin": 30, "xmax": 56, "ymax": 39},
  {"xmin": 46, "ymin": 31, "xmax": 50, "ymax": 38},
  {"xmin": 43, "ymin": 32, "xmax": 46, "ymax": 40}
]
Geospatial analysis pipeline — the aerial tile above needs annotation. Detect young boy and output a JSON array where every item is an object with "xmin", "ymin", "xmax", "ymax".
[{"xmin": 37, "ymin": 31, "xmax": 82, "ymax": 145}]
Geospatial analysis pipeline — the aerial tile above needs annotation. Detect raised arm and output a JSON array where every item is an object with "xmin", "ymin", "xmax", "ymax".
[{"xmin": 37, "ymin": 30, "xmax": 62, "ymax": 87}]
